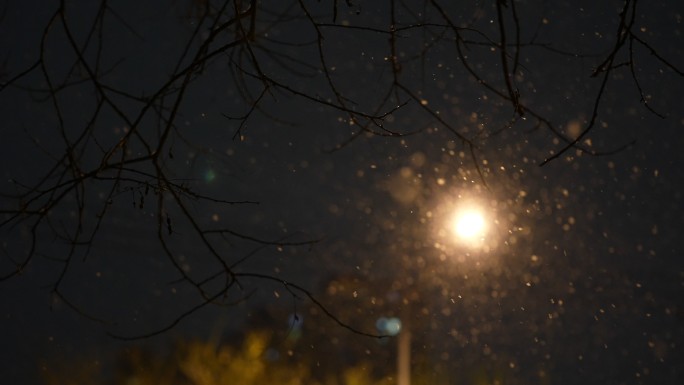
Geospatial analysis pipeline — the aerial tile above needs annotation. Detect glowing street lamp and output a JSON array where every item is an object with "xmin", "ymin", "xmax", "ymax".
[
  {"xmin": 394, "ymin": 204, "xmax": 490, "ymax": 385},
  {"xmin": 449, "ymin": 207, "xmax": 488, "ymax": 247},
  {"xmin": 453, "ymin": 211, "xmax": 485, "ymax": 238}
]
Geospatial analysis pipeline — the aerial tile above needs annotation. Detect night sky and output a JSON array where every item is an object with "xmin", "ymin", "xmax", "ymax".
[{"xmin": 1, "ymin": 1, "xmax": 683, "ymax": 384}]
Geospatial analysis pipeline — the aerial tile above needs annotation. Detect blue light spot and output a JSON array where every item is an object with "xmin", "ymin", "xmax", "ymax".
[{"xmin": 376, "ymin": 316, "xmax": 402, "ymax": 336}]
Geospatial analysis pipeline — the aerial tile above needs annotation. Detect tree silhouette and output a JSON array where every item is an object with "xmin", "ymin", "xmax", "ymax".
[{"xmin": 0, "ymin": 0, "xmax": 681, "ymax": 342}]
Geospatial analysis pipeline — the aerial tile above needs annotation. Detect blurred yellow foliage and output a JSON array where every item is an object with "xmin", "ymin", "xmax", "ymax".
[
  {"xmin": 41, "ymin": 330, "xmax": 396, "ymax": 385},
  {"xmin": 178, "ymin": 332, "xmax": 307, "ymax": 385}
]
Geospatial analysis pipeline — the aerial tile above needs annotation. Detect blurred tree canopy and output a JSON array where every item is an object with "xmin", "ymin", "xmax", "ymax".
[{"xmin": 42, "ymin": 330, "xmax": 395, "ymax": 385}]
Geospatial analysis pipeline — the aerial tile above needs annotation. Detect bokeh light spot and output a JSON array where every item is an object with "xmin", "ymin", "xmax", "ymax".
[
  {"xmin": 376, "ymin": 317, "xmax": 402, "ymax": 336},
  {"xmin": 204, "ymin": 169, "xmax": 216, "ymax": 183}
]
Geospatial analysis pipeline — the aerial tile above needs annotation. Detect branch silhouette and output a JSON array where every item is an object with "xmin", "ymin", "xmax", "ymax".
[{"xmin": 1, "ymin": 0, "xmax": 681, "ymax": 339}]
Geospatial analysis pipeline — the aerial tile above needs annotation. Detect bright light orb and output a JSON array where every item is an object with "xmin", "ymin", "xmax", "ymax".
[{"xmin": 451, "ymin": 210, "xmax": 487, "ymax": 243}]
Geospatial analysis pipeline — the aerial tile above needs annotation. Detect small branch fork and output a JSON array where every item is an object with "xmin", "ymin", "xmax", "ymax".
[{"xmin": 540, "ymin": 0, "xmax": 680, "ymax": 165}]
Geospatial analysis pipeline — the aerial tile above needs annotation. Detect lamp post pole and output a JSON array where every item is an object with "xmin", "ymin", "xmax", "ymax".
[
  {"xmin": 393, "ymin": 200, "xmax": 489, "ymax": 385},
  {"xmin": 397, "ymin": 315, "xmax": 411, "ymax": 385},
  {"xmin": 397, "ymin": 265, "xmax": 417, "ymax": 385}
]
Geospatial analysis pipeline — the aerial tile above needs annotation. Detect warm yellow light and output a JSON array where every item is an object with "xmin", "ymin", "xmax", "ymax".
[
  {"xmin": 451, "ymin": 209, "xmax": 487, "ymax": 243},
  {"xmin": 454, "ymin": 212, "xmax": 484, "ymax": 237}
]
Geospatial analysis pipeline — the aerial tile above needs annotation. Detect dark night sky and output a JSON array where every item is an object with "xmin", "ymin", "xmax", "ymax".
[{"xmin": 1, "ymin": 1, "xmax": 683, "ymax": 384}]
